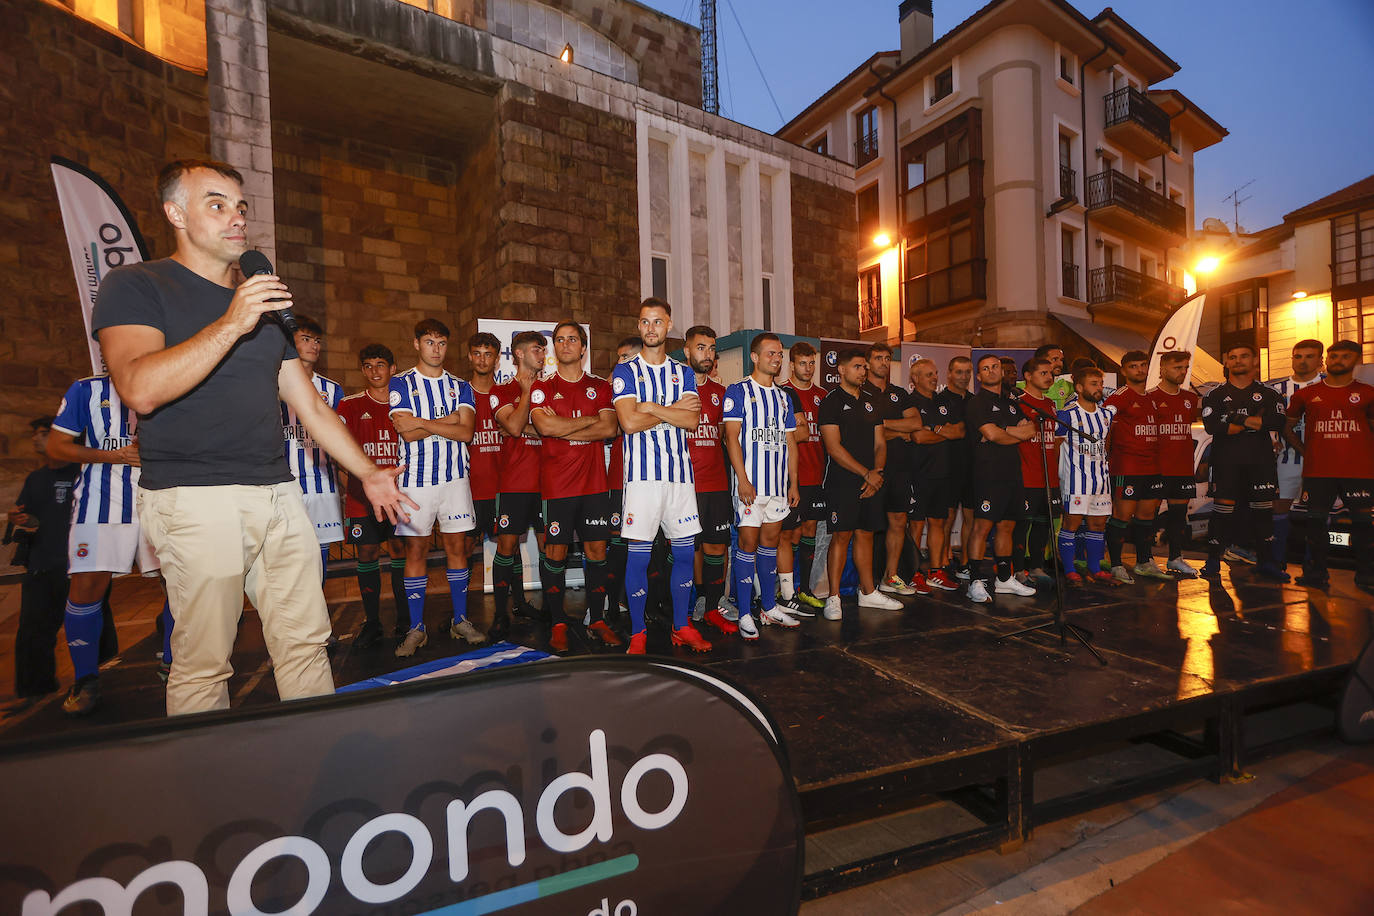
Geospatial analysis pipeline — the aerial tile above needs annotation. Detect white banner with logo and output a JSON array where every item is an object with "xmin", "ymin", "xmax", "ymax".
[
  {"xmin": 50, "ymin": 157, "xmax": 149, "ymax": 374},
  {"xmin": 1148, "ymin": 291, "xmax": 1207, "ymax": 388}
]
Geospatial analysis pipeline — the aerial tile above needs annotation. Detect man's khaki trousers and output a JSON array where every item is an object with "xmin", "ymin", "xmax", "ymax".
[{"xmin": 140, "ymin": 482, "xmax": 335, "ymax": 715}]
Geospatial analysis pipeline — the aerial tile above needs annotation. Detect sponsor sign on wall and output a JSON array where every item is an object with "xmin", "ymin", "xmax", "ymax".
[{"xmin": 0, "ymin": 659, "xmax": 803, "ymax": 915}]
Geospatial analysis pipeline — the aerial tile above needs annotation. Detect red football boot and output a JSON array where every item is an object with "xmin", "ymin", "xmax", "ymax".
[
  {"xmin": 670, "ymin": 624, "xmax": 713, "ymax": 653},
  {"xmin": 703, "ymin": 607, "xmax": 739, "ymax": 635},
  {"xmin": 627, "ymin": 631, "xmax": 647, "ymax": 655},
  {"xmin": 587, "ymin": 620, "xmax": 623, "ymax": 647}
]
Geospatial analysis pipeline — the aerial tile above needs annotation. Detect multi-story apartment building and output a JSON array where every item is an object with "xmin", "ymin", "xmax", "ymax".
[
  {"xmin": 1191, "ymin": 175, "xmax": 1374, "ymax": 379},
  {"xmin": 778, "ymin": 0, "xmax": 1227, "ymax": 357}
]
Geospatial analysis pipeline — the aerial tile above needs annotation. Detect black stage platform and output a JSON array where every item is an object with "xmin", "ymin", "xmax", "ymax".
[{"xmin": 3, "ymin": 561, "xmax": 1370, "ymax": 898}]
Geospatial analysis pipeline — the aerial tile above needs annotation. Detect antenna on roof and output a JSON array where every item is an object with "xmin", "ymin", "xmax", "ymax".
[
  {"xmin": 1222, "ymin": 179, "xmax": 1255, "ymax": 234},
  {"xmin": 701, "ymin": 1, "xmax": 719, "ymax": 114}
]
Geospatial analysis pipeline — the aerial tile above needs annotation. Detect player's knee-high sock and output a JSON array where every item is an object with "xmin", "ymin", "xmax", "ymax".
[
  {"xmin": 1057, "ymin": 529, "xmax": 1077, "ymax": 575},
  {"xmin": 625, "ymin": 540, "xmax": 654, "ymax": 635},
  {"xmin": 584, "ymin": 557, "xmax": 608, "ymax": 624},
  {"xmin": 515, "ymin": 552, "xmax": 532, "ymax": 610},
  {"xmin": 403, "ymin": 575, "xmax": 427, "ymax": 630},
  {"xmin": 1206, "ymin": 502, "xmax": 1232, "ymax": 564},
  {"xmin": 1012, "ymin": 519, "xmax": 1031, "ymax": 571},
  {"xmin": 1083, "ymin": 530, "xmax": 1106, "ymax": 573},
  {"xmin": 1028, "ymin": 519, "xmax": 1050, "ymax": 570},
  {"xmin": 446, "ymin": 568, "xmax": 471, "ymax": 625},
  {"xmin": 1271, "ymin": 512, "xmax": 1291, "ymax": 569},
  {"xmin": 492, "ymin": 552, "xmax": 515, "ymax": 618},
  {"xmin": 1250, "ymin": 501, "xmax": 1276, "ymax": 565},
  {"xmin": 64, "ymin": 600, "xmax": 103, "ymax": 681},
  {"xmin": 797, "ymin": 535, "xmax": 817, "ymax": 592},
  {"xmin": 320, "ymin": 545, "xmax": 330, "ymax": 583},
  {"xmin": 389, "ymin": 559, "xmax": 407, "ymax": 626},
  {"xmin": 160, "ymin": 600, "xmax": 174, "ymax": 665},
  {"xmin": 1130, "ymin": 518, "xmax": 1154, "ymax": 563},
  {"xmin": 1166, "ymin": 508, "xmax": 1189, "ymax": 560},
  {"xmin": 702, "ymin": 552, "xmax": 727, "ymax": 612},
  {"xmin": 994, "ymin": 555, "xmax": 1012, "ymax": 583},
  {"xmin": 756, "ymin": 545, "xmax": 779, "ymax": 612},
  {"xmin": 669, "ymin": 537, "xmax": 695, "ymax": 629},
  {"xmin": 540, "ymin": 555, "xmax": 566, "ymax": 625},
  {"xmin": 1106, "ymin": 517, "xmax": 1128, "ymax": 568},
  {"xmin": 357, "ymin": 560, "xmax": 381, "ymax": 623},
  {"xmin": 607, "ymin": 536, "xmax": 627, "ymax": 611},
  {"xmin": 733, "ymin": 547, "xmax": 757, "ymax": 618}
]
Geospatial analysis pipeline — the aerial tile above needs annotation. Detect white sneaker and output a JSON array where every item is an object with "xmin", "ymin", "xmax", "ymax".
[
  {"xmin": 857, "ymin": 589, "xmax": 903, "ymax": 610},
  {"xmin": 967, "ymin": 580, "xmax": 992, "ymax": 604},
  {"xmin": 879, "ymin": 574, "xmax": 915, "ymax": 596},
  {"xmin": 994, "ymin": 575, "xmax": 1036, "ymax": 596},
  {"xmin": 738, "ymin": 613, "xmax": 760, "ymax": 640},
  {"xmin": 1110, "ymin": 565, "xmax": 1136, "ymax": 584},
  {"xmin": 761, "ymin": 606, "xmax": 800, "ymax": 628},
  {"xmin": 823, "ymin": 596, "xmax": 843, "ymax": 621},
  {"xmin": 1167, "ymin": 557, "xmax": 1199, "ymax": 578},
  {"xmin": 1133, "ymin": 558, "xmax": 1172, "ymax": 580}
]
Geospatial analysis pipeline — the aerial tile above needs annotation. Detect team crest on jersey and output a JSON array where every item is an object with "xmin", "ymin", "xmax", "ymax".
[
  {"xmin": 980, "ymin": 501, "xmax": 990, "ymax": 512},
  {"xmin": 711, "ymin": 392, "xmax": 720, "ymax": 406},
  {"xmin": 489, "ymin": 394, "xmax": 499, "ymax": 410},
  {"xmin": 1125, "ymin": 485, "xmax": 1135, "ymax": 496},
  {"xmin": 350, "ymin": 524, "xmax": 363, "ymax": 540},
  {"xmin": 531, "ymin": 389, "xmax": 546, "ymax": 405},
  {"xmin": 863, "ymin": 402, "xmax": 873, "ymax": 412},
  {"xmin": 548, "ymin": 521, "xmax": 561, "ymax": 537},
  {"xmin": 389, "ymin": 390, "xmax": 401, "ymax": 407},
  {"xmin": 76, "ymin": 543, "xmax": 89, "ymax": 559},
  {"xmin": 585, "ymin": 386, "xmax": 597, "ymax": 401},
  {"xmin": 1202, "ymin": 407, "xmax": 1212, "ymax": 417},
  {"xmin": 613, "ymin": 376, "xmax": 625, "ymax": 394},
  {"xmin": 610, "ymin": 512, "xmax": 621, "ymax": 526},
  {"xmin": 938, "ymin": 405, "xmax": 947, "ymax": 415},
  {"xmin": 831, "ymin": 510, "xmax": 839, "ymax": 524},
  {"xmin": 1352, "ymin": 393, "xmax": 1363, "ymax": 404},
  {"xmin": 723, "ymin": 397, "xmax": 735, "ymax": 412},
  {"xmin": 889, "ymin": 392, "xmax": 898, "ymax": 402},
  {"xmin": 498, "ymin": 514, "xmax": 510, "ymax": 529},
  {"xmin": 319, "ymin": 391, "xmax": 330, "ymax": 403},
  {"xmin": 1252, "ymin": 392, "xmax": 1262, "ymax": 401}
]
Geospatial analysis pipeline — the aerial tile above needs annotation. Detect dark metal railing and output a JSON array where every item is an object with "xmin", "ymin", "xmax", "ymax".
[
  {"xmin": 1088, "ymin": 264, "xmax": 1184, "ymax": 311},
  {"xmin": 859, "ymin": 295, "xmax": 883, "ymax": 331},
  {"xmin": 854, "ymin": 130, "xmax": 879, "ymax": 166},
  {"xmin": 1061, "ymin": 262, "xmax": 1079, "ymax": 299},
  {"xmin": 1086, "ymin": 168, "xmax": 1187, "ymax": 236},
  {"xmin": 1103, "ymin": 86, "xmax": 1170, "ymax": 144},
  {"xmin": 1058, "ymin": 163, "xmax": 1076, "ymax": 200}
]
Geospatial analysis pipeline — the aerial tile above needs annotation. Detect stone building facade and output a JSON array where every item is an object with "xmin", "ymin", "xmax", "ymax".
[{"xmin": 1, "ymin": 0, "xmax": 855, "ymax": 507}]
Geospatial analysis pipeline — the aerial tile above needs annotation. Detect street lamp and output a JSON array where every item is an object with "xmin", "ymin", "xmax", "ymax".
[
  {"xmin": 1195, "ymin": 256, "xmax": 1220, "ymax": 274},
  {"xmin": 873, "ymin": 232, "xmax": 891, "ymax": 248}
]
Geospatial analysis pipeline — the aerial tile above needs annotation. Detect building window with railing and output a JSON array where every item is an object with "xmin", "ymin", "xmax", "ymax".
[
  {"xmin": 904, "ymin": 214, "xmax": 984, "ymax": 313},
  {"xmin": 1057, "ymin": 132, "xmax": 1076, "ymax": 201},
  {"xmin": 1061, "ymin": 226, "xmax": 1080, "ymax": 299},
  {"xmin": 902, "ymin": 110, "xmax": 982, "ymax": 229},
  {"xmin": 857, "ymin": 183, "xmax": 880, "ymax": 241},
  {"xmin": 854, "ymin": 106, "xmax": 879, "ymax": 166},
  {"xmin": 859, "ymin": 266, "xmax": 882, "ymax": 331}
]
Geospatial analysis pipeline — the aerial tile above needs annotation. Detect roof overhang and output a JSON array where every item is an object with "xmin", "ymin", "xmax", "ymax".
[
  {"xmin": 1147, "ymin": 88, "xmax": 1228, "ymax": 152},
  {"xmin": 777, "ymin": 51, "xmax": 899, "ymax": 141},
  {"xmin": 1091, "ymin": 8, "xmax": 1180, "ymax": 83}
]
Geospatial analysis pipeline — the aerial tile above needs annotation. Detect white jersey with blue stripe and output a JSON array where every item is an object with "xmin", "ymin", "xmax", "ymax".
[
  {"xmin": 52, "ymin": 375, "xmax": 139, "ymax": 525},
  {"xmin": 723, "ymin": 377, "xmax": 796, "ymax": 497},
  {"xmin": 1057, "ymin": 402, "xmax": 1115, "ymax": 496},
  {"xmin": 389, "ymin": 368, "xmax": 476, "ymax": 487},
  {"xmin": 281, "ymin": 372, "xmax": 343, "ymax": 496},
  {"xmin": 611, "ymin": 354, "xmax": 697, "ymax": 484},
  {"xmin": 1266, "ymin": 374, "xmax": 1322, "ymax": 466}
]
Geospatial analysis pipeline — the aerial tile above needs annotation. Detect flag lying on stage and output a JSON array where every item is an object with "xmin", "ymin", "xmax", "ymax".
[
  {"xmin": 337, "ymin": 641, "xmax": 552, "ymax": 692},
  {"xmin": 50, "ymin": 157, "xmax": 149, "ymax": 375}
]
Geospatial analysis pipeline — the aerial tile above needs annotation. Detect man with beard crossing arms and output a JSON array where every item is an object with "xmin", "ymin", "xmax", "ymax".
[
  {"xmin": 683, "ymin": 326, "xmax": 738, "ymax": 636},
  {"xmin": 863, "ymin": 343, "xmax": 920, "ymax": 595},
  {"xmin": 781, "ymin": 342, "xmax": 829, "ymax": 609},
  {"xmin": 1011, "ymin": 358, "xmax": 1061, "ymax": 589},
  {"xmin": 1056, "ymin": 367, "xmax": 1116, "ymax": 586},
  {"xmin": 93, "ymin": 159, "xmax": 411, "ymax": 714},
  {"xmin": 611, "ymin": 298, "xmax": 711, "ymax": 655},
  {"xmin": 1267, "ymin": 340, "xmax": 1325, "ymax": 572},
  {"xmin": 1104, "ymin": 350, "xmax": 1169, "ymax": 582},
  {"xmin": 1150, "ymin": 351, "xmax": 1203, "ymax": 577}
]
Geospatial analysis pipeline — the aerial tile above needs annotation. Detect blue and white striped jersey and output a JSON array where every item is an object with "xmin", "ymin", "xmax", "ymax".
[
  {"xmin": 611, "ymin": 354, "xmax": 697, "ymax": 484},
  {"xmin": 1057, "ymin": 402, "xmax": 1115, "ymax": 496},
  {"xmin": 388, "ymin": 368, "xmax": 476, "ymax": 487},
  {"xmin": 723, "ymin": 377, "xmax": 796, "ymax": 498},
  {"xmin": 1266, "ymin": 375, "xmax": 1322, "ymax": 466},
  {"xmin": 52, "ymin": 375, "xmax": 139, "ymax": 525},
  {"xmin": 281, "ymin": 372, "xmax": 343, "ymax": 496}
]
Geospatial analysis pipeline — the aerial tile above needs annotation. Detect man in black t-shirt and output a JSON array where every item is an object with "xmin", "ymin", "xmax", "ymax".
[
  {"xmin": 7, "ymin": 418, "xmax": 79, "ymax": 705},
  {"xmin": 1200, "ymin": 342, "xmax": 1288, "ymax": 581},
  {"xmin": 964, "ymin": 354, "xmax": 1038, "ymax": 603},
  {"xmin": 944, "ymin": 356, "xmax": 976, "ymax": 576},
  {"xmin": 906, "ymin": 358, "xmax": 965, "ymax": 592},
  {"xmin": 863, "ymin": 342, "xmax": 921, "ymax": 596},
  {"xmin": 92, "ymin": 159, "xmax": 414, "ymax": 716},
  {"xmin": 818, "ymin": 349, "xmax": 903, "ymax": 621}
]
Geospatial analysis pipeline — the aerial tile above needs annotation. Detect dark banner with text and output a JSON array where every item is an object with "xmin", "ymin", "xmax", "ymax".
[{"xmin": 0, "ymin": 659, "xmax": 802, "ymax": 915}]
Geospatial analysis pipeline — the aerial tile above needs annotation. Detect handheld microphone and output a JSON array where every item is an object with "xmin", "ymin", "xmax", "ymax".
[{"xmin": 238, "ymin": 250, "xmax": 299, "ymax": 334}]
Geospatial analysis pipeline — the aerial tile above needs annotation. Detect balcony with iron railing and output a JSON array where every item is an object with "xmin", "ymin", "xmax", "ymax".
[
  {"xmin": 1088, "ymin": 264, "xmax": 1184, "ymax": 320},
  {"xmin": 854, "ymin": 131, "xmax": 880, "ymax": 167},
  {"xmin": 1103, "ymin": 86, "xmax": 1172, "ymax": 158},
  {"xmin": 1058, "ymin": 163, "xmax": 1076, "ymax": 202},
  {"xmin": 1061, "ymin": 262, "xmax": 1080, "ymax": 300},
  {"xmin": 859, "ymin": 296, "xmax": 883, "ymax": 331},
  {"xmin": 1086, "ymin": 168, "xmax": 1188, "ymax": 246}
]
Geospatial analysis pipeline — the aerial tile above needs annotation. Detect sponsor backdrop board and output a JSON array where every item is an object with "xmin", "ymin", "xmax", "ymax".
[
  {"xmin": 0, "ymin": 659, "xmax": 803, "ymax": 915},
  {"xmin": 896, "ymin": 342, "xmax": 970, "ymax": 391}
]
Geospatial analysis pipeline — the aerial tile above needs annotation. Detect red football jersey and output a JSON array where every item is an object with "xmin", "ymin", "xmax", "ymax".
[
  {"xmin": 688, "ymin": 377, "xmax": 729, "ymax": 493},
  {"xmin": 783, "ymin": 380, "xmax": 827, "ymax": 487},
  {"xmin": 492, "ymin": 380, "xmax": 542, "ymax": 494},
  {"xmin": 532, "ymin": 372, "xmax": 612, "ymax": 497},
  {"xmin": 1151, "ymin": 387, "xmax": 1200, "ymax": 477},
  {"xmin": 1105, "ymin": 386, "xmax": 1159, "ymax": 475},
  {"xmin": 1287, "ymin": 381, "xmax": 1374, "ymax": 478},
  {"xmin": 1015, "ymin": 393, "xmax": 1060, "ymax": 486},
  {"xmin": 336, "ymin": 390, "xmax": 399, "ymax": 518},
  {"xmin": 468, "ymin": 381, "xmax": 502, "ymax": 500}
]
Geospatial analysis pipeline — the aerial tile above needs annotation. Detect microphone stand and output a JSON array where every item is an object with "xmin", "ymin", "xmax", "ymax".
[{"xmin": 998, "ymin": 395, "xmax": 1107, "ymax": 666}]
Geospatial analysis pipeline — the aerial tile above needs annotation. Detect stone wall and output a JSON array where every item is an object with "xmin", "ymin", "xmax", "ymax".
[
  {"xmin": 791, "ymin": 172, "xmax": 860, "ymax": 341},
  {"xmin": 0, "ymin": 0, "xmax": 210, "ymax": 498}
]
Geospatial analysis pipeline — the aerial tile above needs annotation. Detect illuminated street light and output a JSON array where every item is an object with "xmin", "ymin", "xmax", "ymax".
[
  {"xmin": 1195, "ymin": 256, "xmax": 1220, "ymax": 274},
  {"xmin": 873, "ymin": 232, "xmax": 891, "ymax": 247},
  {"xmin": 1292, "ymin": 290, "xmax": 1308, "ymax": 300},
  {"xmin": 560, "ymin": 44, "xmax": 574, "ymax": 63}
]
